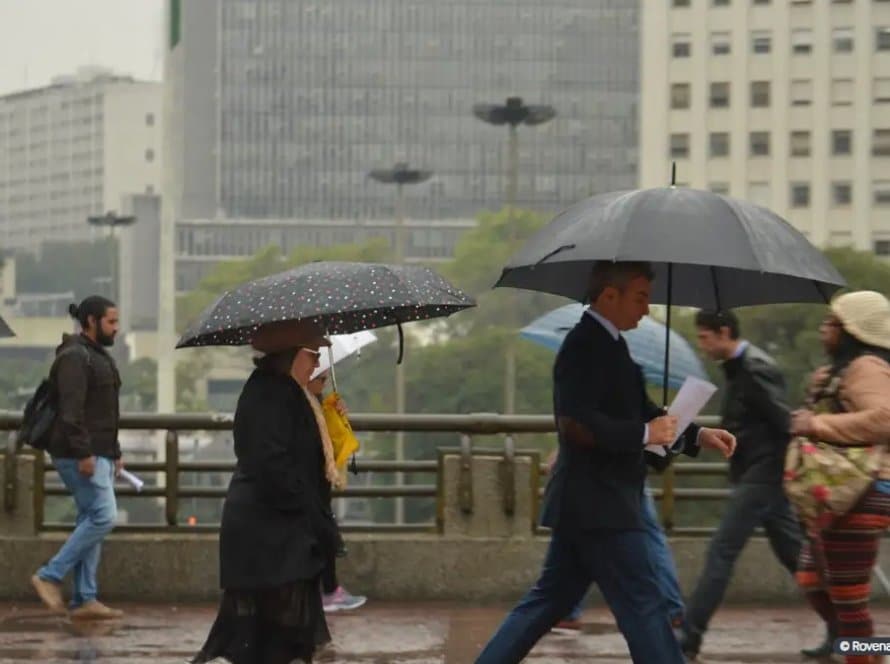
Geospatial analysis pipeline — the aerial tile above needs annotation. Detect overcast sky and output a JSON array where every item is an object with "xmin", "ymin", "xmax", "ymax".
[{"xmin": 0, "ymin": 0, "xmax": 165, "ymax": 95}]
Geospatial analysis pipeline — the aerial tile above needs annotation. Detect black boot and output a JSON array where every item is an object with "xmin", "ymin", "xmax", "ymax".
[{"xmin": 800, "ymin": 626, "xmax": 837, "ymax": 659}]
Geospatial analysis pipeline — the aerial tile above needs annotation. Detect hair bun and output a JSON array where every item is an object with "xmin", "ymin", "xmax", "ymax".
[{"xmin": 67, "ymin": 303, "xmax": 79, "ymax": 319}]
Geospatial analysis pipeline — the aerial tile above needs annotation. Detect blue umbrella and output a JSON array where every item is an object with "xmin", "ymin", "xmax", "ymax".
[{"xmin": 520, "ymin": 304, "xmax": 706, "ymax": 391}]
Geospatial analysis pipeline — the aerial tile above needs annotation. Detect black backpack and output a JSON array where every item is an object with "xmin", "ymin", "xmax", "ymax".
[
  {"xmin": 18, "ymin": 379, "xmax": 57, "ymax": 450},
  {"xmin": 18, "ymin": 346, "xmax": 91, "ymax": 451}
]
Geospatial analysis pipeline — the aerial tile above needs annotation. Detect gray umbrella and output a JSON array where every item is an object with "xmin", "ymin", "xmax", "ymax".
[
  {"xmin": 494, "ymin": 186, "xmax": 846, "ymax": 402},
  {"xmin": 496, "ymin": 187, "xmax": 845, "ymax": 308}
]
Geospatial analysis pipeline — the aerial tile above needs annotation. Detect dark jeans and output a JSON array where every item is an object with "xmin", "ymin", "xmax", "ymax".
[
  {"xmin": 686, "ymin": 482, "xmax": 802, "ymax": 634},
  {"xmin": 475, "ymin": 527, "xmax": 684, "ymax": 664}
]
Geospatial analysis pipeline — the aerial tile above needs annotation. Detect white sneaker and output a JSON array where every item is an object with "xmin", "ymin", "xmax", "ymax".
[{"xmin": 322, "ymin": 586, "xmax": 367, "ymax": 613}]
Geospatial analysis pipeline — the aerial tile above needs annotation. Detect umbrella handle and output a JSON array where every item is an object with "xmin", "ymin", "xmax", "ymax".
[{"xmin": 397, "ymin": 323, "xmax": 404, "ymax": 364}]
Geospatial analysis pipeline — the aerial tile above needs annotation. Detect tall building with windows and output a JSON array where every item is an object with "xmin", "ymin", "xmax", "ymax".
[
  {"xmin": 0, "ymin": 67, "xmax": 162, "ymax": 253},
  {"xmin": 163, "ymin": 0, "xmax": 641, "ymax": 291},
  {"xmin": 641, "ymin": 0, "xmax": 890, "ymax": 255}
]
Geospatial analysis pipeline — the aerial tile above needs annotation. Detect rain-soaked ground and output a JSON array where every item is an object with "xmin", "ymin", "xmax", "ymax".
[{"xmin": 0, "ymin": 601, "xmax": 886, "ymax": 663}]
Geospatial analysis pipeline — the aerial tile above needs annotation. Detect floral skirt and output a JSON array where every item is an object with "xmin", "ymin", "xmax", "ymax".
[{"xmin": 193, "ymin": 577, "xmax": 330, "ymax": 664}]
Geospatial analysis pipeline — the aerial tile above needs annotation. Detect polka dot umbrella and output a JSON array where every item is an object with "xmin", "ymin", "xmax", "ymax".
[{"xmin": 175, "ymin": 261, "xmax": 476, "ymax": 356}]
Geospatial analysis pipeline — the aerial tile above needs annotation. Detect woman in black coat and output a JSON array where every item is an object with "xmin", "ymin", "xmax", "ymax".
[{"xmin": 194, "ymin": 321, "xmax": 341, "ymax": 664}]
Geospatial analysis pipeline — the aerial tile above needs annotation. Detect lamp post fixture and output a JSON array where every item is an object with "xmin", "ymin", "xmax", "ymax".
[
  {"xmin": 473, "ymin": 96, "xmax": 556, "ymax": 415},
  {"xmin": 368, "ymin": 163, "xmax": 433, "ymax": 525},
  {"xmin": 87, "ymin": 211, "xmax": 136, "ymax": 303}
]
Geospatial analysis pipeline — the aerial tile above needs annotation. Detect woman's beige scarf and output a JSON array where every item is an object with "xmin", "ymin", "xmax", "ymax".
[{"xmin": 300, "ymin": 384, "xmax": 344, "ymax": 489}]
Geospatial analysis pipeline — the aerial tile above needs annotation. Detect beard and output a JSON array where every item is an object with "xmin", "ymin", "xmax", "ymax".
[{"xmin": 97, "ymin": 330, "xmax": 116, "ymax": 347}]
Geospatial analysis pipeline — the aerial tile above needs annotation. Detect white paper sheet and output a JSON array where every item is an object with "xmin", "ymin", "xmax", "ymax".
[
  {"xmin": 118, "ymin": 469, "xmax": 145, "ymax": 492},
  {"xmin": 645, "ymin": 376, "xmax": 718, "ymax": 457}
]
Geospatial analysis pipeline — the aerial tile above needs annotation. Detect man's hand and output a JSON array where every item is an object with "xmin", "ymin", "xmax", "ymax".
[
  {"xmin": 114, "ymin": 458, "xmax": 124, "ymax": 477},
  {"xmin": 647, "ymin": 415, "xmax": 678, "ymax": 446},
  {"xmin": 790, "ymin": 409, "xmax": 815, "ymax": 437},
  {"xmin": 78, "ymin": 456, "xmax": 96, "ymax": 477},
  {"xmin": 698, "ymin": 427, "xmax": 737, "ymax": 458}
]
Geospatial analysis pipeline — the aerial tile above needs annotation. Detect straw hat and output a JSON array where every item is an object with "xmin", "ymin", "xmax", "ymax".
[
  {"xmin": 831, "ymin": 290, "xmax": 890, "ymax": 351},
  {"xmin": 250, "ymin": 320, "xmax": 331, "ymax": 354}
]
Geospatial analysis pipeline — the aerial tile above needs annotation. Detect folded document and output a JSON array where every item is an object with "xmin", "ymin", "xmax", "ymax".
[{"xmin": 645, "ymin": 376, "xmax": 718, "ymax": 457}]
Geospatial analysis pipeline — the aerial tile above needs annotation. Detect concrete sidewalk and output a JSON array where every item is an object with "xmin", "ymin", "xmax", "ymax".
[{"xmin": 1, "ymin": 601, "xmax": 887, "ymax": 663}]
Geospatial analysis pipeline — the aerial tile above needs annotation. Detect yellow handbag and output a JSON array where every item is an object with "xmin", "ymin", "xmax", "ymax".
[{"xmin": 321, "ymin": 392, "xmax": 360, "ymax": 469}]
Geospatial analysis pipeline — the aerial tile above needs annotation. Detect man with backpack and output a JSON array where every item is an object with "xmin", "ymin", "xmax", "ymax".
[{"xmin": 30, "ymin": 295, "xmax": 125, "ymax": 620}]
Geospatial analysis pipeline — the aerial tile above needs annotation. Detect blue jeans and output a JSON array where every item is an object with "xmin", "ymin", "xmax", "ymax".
[
  {"xmin": 476, "ymin": 527, "xmax": 684, "ymax": 664},
  {"xmin": 37, "ymin": 457, "xmax": 117, "ymax": 608},
  {"xmin": 567, "ymin": 487, "xmax": 684, "ymax": 624}
]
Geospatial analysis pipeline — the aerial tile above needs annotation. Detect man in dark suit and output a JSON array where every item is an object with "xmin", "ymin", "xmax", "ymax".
[{"xmin": 475, "ymin": 261, "xmax": 737, "ymax": 664}]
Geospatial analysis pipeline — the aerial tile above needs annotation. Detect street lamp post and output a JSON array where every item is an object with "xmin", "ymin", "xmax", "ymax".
[
  {"xmin": 472, "ymin": 97, "xmax": 556, "ymax": 414},
  {"xmin": 87, "ymin": 211, "xmax": 136, "ymax": 303},
  {"xmin": 368, "ymin": 163, "xmax": 433, "ymax": 525}
]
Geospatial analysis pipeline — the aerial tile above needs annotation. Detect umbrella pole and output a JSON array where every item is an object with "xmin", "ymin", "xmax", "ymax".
[
  {"xmin": 663, "ymin": 263, "xmax": 673, "ymax": 406},
  {"xmin": 327, "ymin": 343, "xmax": 339, "ymax": 393}
]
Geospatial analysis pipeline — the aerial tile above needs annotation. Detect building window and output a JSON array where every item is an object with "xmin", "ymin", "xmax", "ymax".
[
  {"xmin": 670, "ymin": 133, "xmax": 690, "ymax": 159},
  {"xmin": 790, "ymin": 131, "xmax": 811, "ymax": 157},
  {"xmin": 832, "ymin": 182, "xmax": 852, "ymax": 206},
  {"xmin": 875, "ymin": 78, "xmax": 890, "ymax": 104},
  {"xmin": 791, "ymin": 79, "xmax": 813, "ymax": 106},
  {"xmin": 145, "ymin": 185, "xmax": 155, "ymax": 194},
  {"xmin": 875, "ymin": 130, "xmax": 890, "ymax": 156},
  {"xmin": 671, "ymin": 83, "xmax": 691, "ymax": 109},
  {"xmin": 833, "ymin": 130, "xmax": 853, "ymax": 155},
  {"xmin": 145, "ymin": 148, "xmax": 155, "ymax": 162},
  {"xmin": 831, "ymin": 78, "xmax": 854, "ymax": 106},
  {"xmin": 875, "ymin": 181, "xmax": 890, "ymax": 206},
  {"xmin": 672, "ymin": 34, "xmax": 692, "ymax": 57},
  {"xmin": 875, "ymin": 240, "xmax": 890, "ymax": 257},
  {"xmin": 878, "ymin": 27, "xmax": 890, "ymax": 52},
  {"xmin": 833, "ymin": 28, "xmax": 854, "ymax": 53},
  {"xmin": 792, "ymin": 29, "xmax": 813, "ymax": 54},
  {"xmin": 791, "ymin": 183, "xmax": 811, "ymax": 208},
  {"xmin": 752, "ymin": 0, "xmax": 771, "ymax": 4},
  {"xmin": 710, "ymin": 132, "xmax": 730, "ymax": 157},
  {"xmin": 710, "ymin": 82, "xmax": 730, "ymax": 108},
  {"xmin": 713, "ymin": 0, "xmax": 730, "ymax": 5},
  {"xmin": 749, "ymin": 182, "xmax": 771, "ymax": 207},
  {"xmin": 146, "ymin": 113, "xmax": 155, "ymax": 126},
  {"xmin": 710, "ymin": 182, "xmax": 730, "ymax": 195},
  {"xmin": 751, "ymin": 81, "xmax": 771, "ymax": 107},
  {"xmin": 673, "ymin": 0, "xmax": 691, "ymax": 6},
  {"xmin": 752, "ymin": 31, "xmax": 772, "ymax": 54},
  {"xmin": 711, "ymin": 32, "xmax": 732, "ymax": 55},
  {"xmin": 750, "ymin": 131, "xmax": 770, "ymax": 156}
]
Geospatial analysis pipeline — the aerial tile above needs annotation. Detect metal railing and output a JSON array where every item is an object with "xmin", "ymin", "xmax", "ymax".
[{"xmin": 0, "ymin": 411, "xmax": 729, "ymax": 535}]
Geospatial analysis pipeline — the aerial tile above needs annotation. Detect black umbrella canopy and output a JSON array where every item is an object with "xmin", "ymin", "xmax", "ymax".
[
  {"xmin": 177, "ymin": 261, "xmax": 475, "ymax": 349},
  {"xmin": 495, "ymin": 187, "xmax": 846, "ymax": 308}
]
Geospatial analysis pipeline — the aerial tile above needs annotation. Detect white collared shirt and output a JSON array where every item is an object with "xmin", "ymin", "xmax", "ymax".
[{"xmin": 585, "ymin": 307, "xmax": 620, "ymax": 340}]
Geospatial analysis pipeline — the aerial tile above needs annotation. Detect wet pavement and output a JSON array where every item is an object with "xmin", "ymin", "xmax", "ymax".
[{"xmin": 0, "ymin": 601, "xmax": 887, "ymax": 663}]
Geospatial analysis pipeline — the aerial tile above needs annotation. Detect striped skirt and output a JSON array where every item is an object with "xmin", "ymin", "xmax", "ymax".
[{"xmin": 796, "ymin": 485, "xmax": 890, "ymax": 662}]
